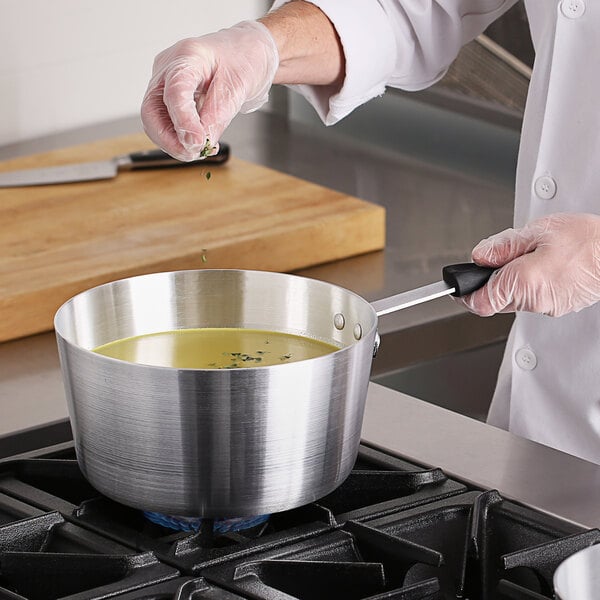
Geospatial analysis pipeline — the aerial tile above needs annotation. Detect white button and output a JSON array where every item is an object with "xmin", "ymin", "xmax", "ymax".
[
  {"xmin": 534, "ymin": 175, "xmax": 557, "ymax": 200},
  {"xmin": 515, "ymin": 348, "xmax": 537, "ymax": 371},
  {"xmin": 561, "ymin": 0, "xmax": 586, "ymax": 18}
]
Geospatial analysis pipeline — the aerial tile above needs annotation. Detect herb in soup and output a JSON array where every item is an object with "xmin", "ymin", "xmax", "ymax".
[{"xmin": 93, "ymin": 328, "xmax": 338, "ymax": 369}]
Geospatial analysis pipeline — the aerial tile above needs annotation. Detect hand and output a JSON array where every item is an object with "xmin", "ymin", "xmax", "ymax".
[
  {"xmin": 460, "ymin": 213, "xmax": 600, "ymax": 317},
  {"xmin": 141, "ymin": 21, "xmax": 279, "ymax": 161}
]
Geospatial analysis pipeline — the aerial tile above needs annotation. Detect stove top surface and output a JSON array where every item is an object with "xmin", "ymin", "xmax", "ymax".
[{"xmin": 0, "ymin": 444, "xmax": 597, "ymax": 599}]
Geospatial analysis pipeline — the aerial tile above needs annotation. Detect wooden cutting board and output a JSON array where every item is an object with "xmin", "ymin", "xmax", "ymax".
[{"xmin": 0, "ymin": 133, "xmax": 385, "ymax": 343}]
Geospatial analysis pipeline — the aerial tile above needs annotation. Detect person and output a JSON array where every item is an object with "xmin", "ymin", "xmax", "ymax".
[{"xmin": 141, "ymin": 1, "xmax": 600, "ymax": 464}]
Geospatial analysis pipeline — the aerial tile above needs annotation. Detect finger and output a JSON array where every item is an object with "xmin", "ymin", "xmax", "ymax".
[
  {"xmin": 458, "ymin": 268, "xmax": 506, "ymax": 316},
  {"xmin": 465, "ymin": 252, "xmax": 560, "ymax": 316},
  {"xmin": 472, "ymin": 221, "xmax": 547, "ymax": 267},
  {"xmin": 197, "ymin": 69, "xmax": 246, "ymax": 147},
  {"xmin": 141, "ymin": 84, "xmax": 193, "ymax": 162},
  {"xmin": 459, "ymin": 258, "xmax": 528, "ymax": 316},
  {"xmin": 163, "ymin": 65, "xmax": 211, "ymax": 158}
]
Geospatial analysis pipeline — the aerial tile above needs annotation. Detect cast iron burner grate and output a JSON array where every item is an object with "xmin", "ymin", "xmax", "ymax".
[
  {"xmin": 0, "ymin": 445, "xmax": 467, "ymax": 574},
  {"xmin": 1, "ymin": 444, "xmax": 598, "ymax": 598},
  {"xmin": 0, "ymin": 511, "xmax": 177, "ymax": 600},
  {"xmin": 200, "ymin": 490, "xmax": 600, "ymax": 599}
]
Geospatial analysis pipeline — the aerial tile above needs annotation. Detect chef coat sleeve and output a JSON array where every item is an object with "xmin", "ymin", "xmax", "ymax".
[{"xmin": 269, "ymin": 0, "xmax": 519, "ymax": 125}]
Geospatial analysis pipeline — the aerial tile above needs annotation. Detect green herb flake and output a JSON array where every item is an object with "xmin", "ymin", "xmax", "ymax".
[
  {"xmin": 200, "ymin": 139, "xmax": 215, "ymax": 159},
  {"xmin": 205, "ymin": 171, "xmax": 211, "ymax": 181}
]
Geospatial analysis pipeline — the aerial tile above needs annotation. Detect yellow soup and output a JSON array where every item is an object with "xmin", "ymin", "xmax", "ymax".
[{"xmin": 93, "ymin": 328, "xmax": 339, "ymax": 369}]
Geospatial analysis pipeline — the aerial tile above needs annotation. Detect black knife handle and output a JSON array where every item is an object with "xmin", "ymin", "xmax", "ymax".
[
  {"xmin": 442, "ymin": 263, "xmax": 495, "ymax": 297},
  {"xmin": 127, "ymin": 143, "xmax": 230, "ymax": 169}
]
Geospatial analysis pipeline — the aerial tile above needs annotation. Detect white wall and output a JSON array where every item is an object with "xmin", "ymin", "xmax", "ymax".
[{"xmin": 0, "ymin": 1, "xmax": 267, "ymax": 145}]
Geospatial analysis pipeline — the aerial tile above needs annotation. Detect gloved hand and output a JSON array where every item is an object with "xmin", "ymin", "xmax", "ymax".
[
  {"xmin": 141, "ymin": 21, "xmax": 279, "ymax": 162},
  {"xmin": 460, "ymin": 213, "xmax": 600, "ymax": 317}
]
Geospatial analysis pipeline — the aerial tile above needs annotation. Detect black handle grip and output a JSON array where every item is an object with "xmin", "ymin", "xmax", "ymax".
[
  {"xmin": 442, "ymin": 263, "xmax": 495, "ymax": 297},
  {"xmin": 128, "ymin": 142, "xmax": 230, "ymax": 168}
]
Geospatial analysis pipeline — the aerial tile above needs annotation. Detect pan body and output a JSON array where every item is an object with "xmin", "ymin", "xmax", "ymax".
[
  {"xmin": 554, "ymin": 544, "xmax": 600, "ymax": 599},
  {"xmin": 54, "ymin": 269, "xmax": 378, "ymax": 517}
]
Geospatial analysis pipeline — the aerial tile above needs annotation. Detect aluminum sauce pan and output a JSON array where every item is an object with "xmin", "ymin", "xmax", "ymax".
[
  {"xmin": 554, "ymin": 544, "xmax": 600, "ymax": 599},
  {"xmin": 54, "ymin": 269, "xmax": 378, "ymax": 517}
]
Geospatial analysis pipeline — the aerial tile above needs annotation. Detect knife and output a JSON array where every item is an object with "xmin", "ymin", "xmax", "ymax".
[{"xmin": 0, "ymin": 143, "xmax": 230, "ymax": 188}]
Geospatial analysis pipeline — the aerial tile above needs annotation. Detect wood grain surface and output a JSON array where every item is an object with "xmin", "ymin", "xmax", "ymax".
[{"xmin": 0, "ymin": 133, "xmax": 385, "ymax": 342}]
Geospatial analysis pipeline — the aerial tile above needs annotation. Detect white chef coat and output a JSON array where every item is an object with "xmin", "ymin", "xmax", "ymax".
[{"xmin": 271, "ymin": 0, "xmax": 600, "ymax": 464}]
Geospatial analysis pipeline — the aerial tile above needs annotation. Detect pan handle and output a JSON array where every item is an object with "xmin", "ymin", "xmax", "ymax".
[
  {"xmin": 442, "ymin": 263, "xmax": 496, "ymax": 297},
  {"xmin": 370, "ymin": 263, "xmax": 495, "ymax": 318}
]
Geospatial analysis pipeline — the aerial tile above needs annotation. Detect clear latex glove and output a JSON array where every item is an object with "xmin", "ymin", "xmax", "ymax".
[
  {"xmin": 141, "ymin": 21, "xmax": 279, "ymax": 162},
  {"xmin": 460, "ymin": 213, "xmax": 600, "ymax": 317}
]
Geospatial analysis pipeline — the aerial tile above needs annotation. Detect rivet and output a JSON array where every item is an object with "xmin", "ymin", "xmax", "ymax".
[
  {"xmin": 353, "ymin": 323, "xmax": 363, "ymax": 340},
  {"xmin": 334, "ymin": 313, "xmax": 346, "ymax": 330}
]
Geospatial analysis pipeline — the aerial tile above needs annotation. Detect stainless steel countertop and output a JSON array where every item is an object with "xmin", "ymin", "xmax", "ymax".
[
  {"xmin": 363, "ymin": 383, "xmax": 600, "ymax": 529},
  {"xmin": 3, "ymin": 101, "xmax": 600, "ymax": 529}
]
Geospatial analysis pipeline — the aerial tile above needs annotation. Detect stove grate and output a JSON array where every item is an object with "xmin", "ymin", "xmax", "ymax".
[
  {"xmin": 198, "ymin": 490, "xmax": 600, "ymax": 599},
  {"xmin": 1, "ymin": 444, "xmax": 597, "ymax": 598}
]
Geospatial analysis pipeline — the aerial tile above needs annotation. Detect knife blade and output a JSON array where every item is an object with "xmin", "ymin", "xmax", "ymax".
[{"xmin": 0, "ymin": 143, "xmax": 230, "ymax": 188}]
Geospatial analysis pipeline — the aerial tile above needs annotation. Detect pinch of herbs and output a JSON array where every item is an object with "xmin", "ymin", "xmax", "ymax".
[{"xmin": 200, "ymin": 139, "xmax": 215, "ymax": 159}]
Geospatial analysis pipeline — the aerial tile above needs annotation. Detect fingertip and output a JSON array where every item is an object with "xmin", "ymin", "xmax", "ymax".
[
  {"xmin": 141, "ymin": 119, "xmax": 197, "ymax": 162},
  {"xmin": 206, "ymin": 141, "xmax": 220, "ymax": 157},
  {"xmin": 176, "ymin": 130, "xmax": 205, "ymax": 157},
  {"xmin": 471, "ymin": 240, "xmax": 509, "ymax": 268},
  {"xmin": 458, "ymin": 290, "xmax": 497, "ymax": 317},
  {"xmin": 140, "ymin": 88, "xmax": 193, "ymax": 161},
  {"xmin": 471, "ymin": 253, "xmax": 499, "ymax": 268}
]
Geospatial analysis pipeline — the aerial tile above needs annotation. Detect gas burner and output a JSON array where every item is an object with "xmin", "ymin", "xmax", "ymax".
[{"xmin": 142, "ymin": 511, "xmax": 270, "ymax": 534}]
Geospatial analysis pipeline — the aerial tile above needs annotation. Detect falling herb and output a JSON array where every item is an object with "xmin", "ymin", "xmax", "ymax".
[
  {"xmin": 201, "ymin": 248, "xmax": 208, "ymax": 264},
  {"xmin": 199, "ymin": 139, "xmax": 215, "ymax": 182}
]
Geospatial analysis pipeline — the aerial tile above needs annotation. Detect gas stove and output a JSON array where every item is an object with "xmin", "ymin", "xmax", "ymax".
[{"xmin": 0, "ymin": 443, "xmax": 598, "ymax": 599}]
